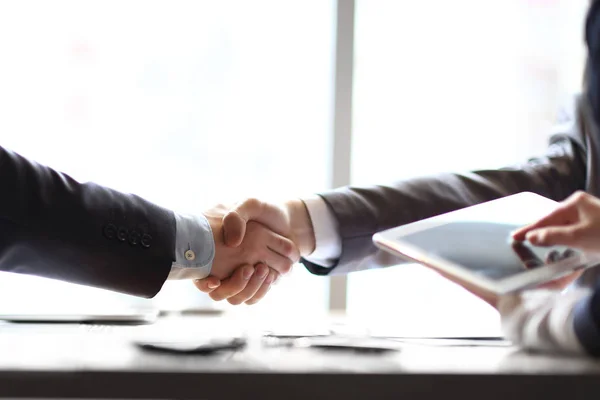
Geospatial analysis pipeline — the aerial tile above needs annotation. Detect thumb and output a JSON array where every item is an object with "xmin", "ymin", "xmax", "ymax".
[
  {"xmin": 526, "ymin": 226, "xmax": 579, "ymax": 247},
  {"xmin": 222, "ymin": 210, "xmax": 247, "ymax": 247},
  {"xmin": 222, "ymin": 198, "xmax": 288, "ymax": 247},
  {"xmin": 222, "ymin": 199, "xmax": 265, "ymax": 247},
  {"xmin": 193, "ymin": 276, "xmax": 222, "ymax": 293}
]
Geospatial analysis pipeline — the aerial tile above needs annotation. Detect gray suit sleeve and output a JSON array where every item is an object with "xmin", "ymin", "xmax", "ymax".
[{"xmin": 302, "ymin": 104, "xmax": 589, "ymax": 276}]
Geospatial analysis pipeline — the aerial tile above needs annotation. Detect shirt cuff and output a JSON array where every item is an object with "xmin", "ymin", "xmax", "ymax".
[
  {"xmin": 168, "ymin": 213, "xmax": 215, "ymax": 280},
  {"xmin": 301, "ymin": 195, "xmax": 342, "ymax": 268},
  {"xmin": 498, "ymin": 289, "xmax": 589, "ymax": 355}
]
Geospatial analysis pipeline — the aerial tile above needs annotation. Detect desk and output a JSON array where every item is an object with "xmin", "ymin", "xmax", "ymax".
[{"xmin": 1, "ymin": 317, "xmax": 600, "ymax": 400}]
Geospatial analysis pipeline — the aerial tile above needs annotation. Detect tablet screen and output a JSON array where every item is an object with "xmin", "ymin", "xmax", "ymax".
[{"xmin": 399, "ymin": 221, "xmax": 577, "ymax": 280}]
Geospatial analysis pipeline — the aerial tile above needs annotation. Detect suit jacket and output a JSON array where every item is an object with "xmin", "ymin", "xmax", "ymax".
[
  {"xmin": 0, "ymin": 147, "xmax": 175, "ymax": 297},
  {"xmin": 304, "ymin": 0, "xmax": 600, "ymax": 278},
  {"xmin": 302, "ymin": 94, "xmax": 599, "ymax": 276}
]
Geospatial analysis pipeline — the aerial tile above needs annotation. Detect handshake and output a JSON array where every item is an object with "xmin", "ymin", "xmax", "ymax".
[{"xmin": 194, "ymin": 198, "xmax": 316, "ymax": 305}]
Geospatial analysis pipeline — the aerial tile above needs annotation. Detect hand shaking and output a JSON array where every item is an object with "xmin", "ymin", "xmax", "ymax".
[{"xmin": 194, "ymin": 198, "xmax": 315, "ymax": 305}]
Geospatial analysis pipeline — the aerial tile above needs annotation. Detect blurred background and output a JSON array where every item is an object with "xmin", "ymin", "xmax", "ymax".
[{"xmin": 0, "ymin": 0, "xmax": 590, "ymax": 334}]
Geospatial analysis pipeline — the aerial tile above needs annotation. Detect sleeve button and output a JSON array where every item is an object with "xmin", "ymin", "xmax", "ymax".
[
  {"xmin": 184, "ymin": 250, "xmax": 196, "ymax": 261},
  {"xmin": 103, "ymin": 224, "xmax": 117, "ymax": 240},
  {"xmin": 141, "ymin": 234, "xmax": 153, "ymax": 248},
  {"xmin": 128, "ymin": 230, "xmax": 141, "ymax": 246},
  {"xmin": 117, "ymin": 226, "xmax": 128, "ymax": 242}
]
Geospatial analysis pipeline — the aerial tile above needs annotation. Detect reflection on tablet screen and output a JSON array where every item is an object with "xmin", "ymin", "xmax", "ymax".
[{"xmin": 399, "ymin": 222, "xmax": 578, "ymax": 280}]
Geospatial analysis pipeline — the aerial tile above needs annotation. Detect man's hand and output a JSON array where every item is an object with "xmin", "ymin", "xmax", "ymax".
[
  {"xmin": 222, "ymin": 198, "xmax": 316, "ymax": 256},
  {"xmin": 194, "ymin": 262, "xmax": 277, "ymax": 305},
  {"xmin": 194, "ymin": 199, "xmax": 316, "ymax": 305},
  {"xmin": 450, "ymin": 191, "xmax": 600, "ymax": 309},
  {"xmin": 512, "ymin": 191, "xmax": 600, "ymax": 253},
  {"xmin": 204, "ymin": 204, "xmax": 301, "ymax": 280}
]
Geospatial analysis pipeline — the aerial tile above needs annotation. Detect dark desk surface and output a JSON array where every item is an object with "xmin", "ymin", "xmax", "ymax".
[{"xmin": 1, "ymin": 316, "xmax": 600, "ymax": 400}]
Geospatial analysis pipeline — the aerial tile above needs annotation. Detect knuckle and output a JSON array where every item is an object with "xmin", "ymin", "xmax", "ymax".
[
  {"xmin": 209, "ymin": 292, "xmax": 225, "ymax": 301},
  {"xmin": 198, "ymin": 285, "xmax": 211, "ymax": 293},
  {"xmin": 268, "ymin": 271, "xmax": 279, "ymax": 285},
  {"xmin": 571, "ymin": 191, "xmax": 588, "ymax": 203},
  {"xmin": 256, "ymin": 263, "xmax": 269, "ymax": 277},
  {"xmin": 241, "ymin": 197, "xmax": 262, "ymax": 210},
  {"xmin": 567, "ymin": 228, "xmax": 583, "ymax": 239},
  {"xmin": 280, "ymin": 260, "xmax": 293, "ymax": 274},
  {"xmin": 280, "ymin": 238, "xmax": 294, "ymax": 256},
  {"xmin": 535, "ymin": 230, "xmax": 548, "ymax": 243},
  {"xmin": 227, "ymin": 297, "xmax": 244, "ymax": 306}
]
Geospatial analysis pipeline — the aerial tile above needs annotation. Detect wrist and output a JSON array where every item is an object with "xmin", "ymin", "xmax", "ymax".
[{"xmin": 284, "ymin": 198, "xmax": 316, "ymax": 257}]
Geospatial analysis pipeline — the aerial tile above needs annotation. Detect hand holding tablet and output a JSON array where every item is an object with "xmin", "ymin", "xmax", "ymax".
[
  {"xmin": 512, "ymin": 191, "xmax": 600, "ymax": 253},
  {"xmin": 373, "ymin": 192, "xmax": 600, "ymax": 305}
]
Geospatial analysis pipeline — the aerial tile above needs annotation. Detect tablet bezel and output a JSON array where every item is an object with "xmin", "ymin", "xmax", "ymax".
[{"xmin": 372, "ymin": 192, "xmax": 599, "ymax": 294}]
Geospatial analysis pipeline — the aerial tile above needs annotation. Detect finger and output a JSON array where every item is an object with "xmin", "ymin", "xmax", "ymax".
[
  {"xmin": 267, "ymin": 232, "xmax": 301, "ymax": 264},
  {"xmin": 227, "ymin": 263, "xmax": 269, "ymax": 305},
  {"xmin": 511, "ymin": 240, "xmax": 543, "ymax": 269},
  {"xmin": 525, "ymin": 226, "xmax": 581, "ymax": 247},
  {"xmin": 263, "ymin": 246, "xmax": 295, "ymax": 276},
  {"xmin": 545, "ymin": 248, "xmax": 578, "ymax": 264},
  {"xmin": 512, "ymin": 204, "xmax": 577, "ymax": 241},
  {"xmin": 544, "ymin": 249, "xmax": 560, "ymax": 264},
  {"xmin": 271, "ymin": 270, "xmax": 281, "ymax": 285},
  {"xmin": 245, "ymin": 269, "xmax": 277, "ymax": 305},
  {"xmin": 193, "ymin": 276, "xmax": 222, "ymax": 294},
  {"xmin": 209, "ymin": 265, "xmax": 255, "ymax": 301},
  {"xmin": 562, "ymin": 248, "xmax": 577, "ymax": 259}
]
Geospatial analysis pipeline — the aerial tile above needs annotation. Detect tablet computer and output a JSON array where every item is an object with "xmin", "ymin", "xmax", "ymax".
[{"xmin": 372, "ymin": 192, "xmax": 600, "ymax": 295}]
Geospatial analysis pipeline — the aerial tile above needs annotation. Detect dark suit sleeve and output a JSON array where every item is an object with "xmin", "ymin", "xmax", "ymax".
[
  {"xmin": 302, "ymin": 104, "xmax": 589, "ymax": 276},
  {"xmin": 0, "ymin": 146, "xmax": 176, "ymax": 298},
  {"xmin": 574, "ymin": 279, "xmax": 600, "ymax": 357}
]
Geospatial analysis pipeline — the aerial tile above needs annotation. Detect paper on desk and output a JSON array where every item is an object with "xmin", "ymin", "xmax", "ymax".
[
  {"xmin": 365, "ymin": 318, "xmax": 503, "ymax": 339},
  {"xmin": 391, "ymin": 338, "xmax": 512, "ymax": 347}
]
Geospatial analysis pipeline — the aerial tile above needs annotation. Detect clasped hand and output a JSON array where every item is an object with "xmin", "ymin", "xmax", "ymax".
[
  {"xmin": 195, "ymin": 199, "xmax": 314, "ymax": 305},
  {"xmin": 456, "ymin": 191, "xmax": 600, "ymax": 309}
]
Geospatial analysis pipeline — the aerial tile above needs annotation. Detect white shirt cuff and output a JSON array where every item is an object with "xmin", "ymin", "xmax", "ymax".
[
  {"xmin": 301, "ymin": 195, "xmax": 342, "ymax": 268},
  {"xmin": 498, "ymin": 288, "xmax": 591, "ymax": 355}
]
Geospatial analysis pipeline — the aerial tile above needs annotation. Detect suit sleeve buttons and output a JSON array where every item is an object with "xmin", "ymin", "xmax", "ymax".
[
  {"xmin": 117, "ymin": 226, "xmax": 128, "ymax": 242},
  {"xmin": 103, "ymin": 224, "xmax": 117, "ymax": 240},
  {"xmin": 105, "ymin": 222, "xmax": 152, "ymax": 249},
  {"xmin": 141, "ymin": 234, "xmax": 153, "ymax": 248},
  {"xmin": 128, "ymin": 230, "xmax": 141, "ymax": 246}
]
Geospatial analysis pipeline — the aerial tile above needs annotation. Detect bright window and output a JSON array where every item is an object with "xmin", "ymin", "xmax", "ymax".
[
  {"xmin": 0, "ymin": 0, "xmax": 335, "ymax": 316},
  {"xmin": 347, "ymin": 0, "xmax": 589, "ymax": 335}
]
